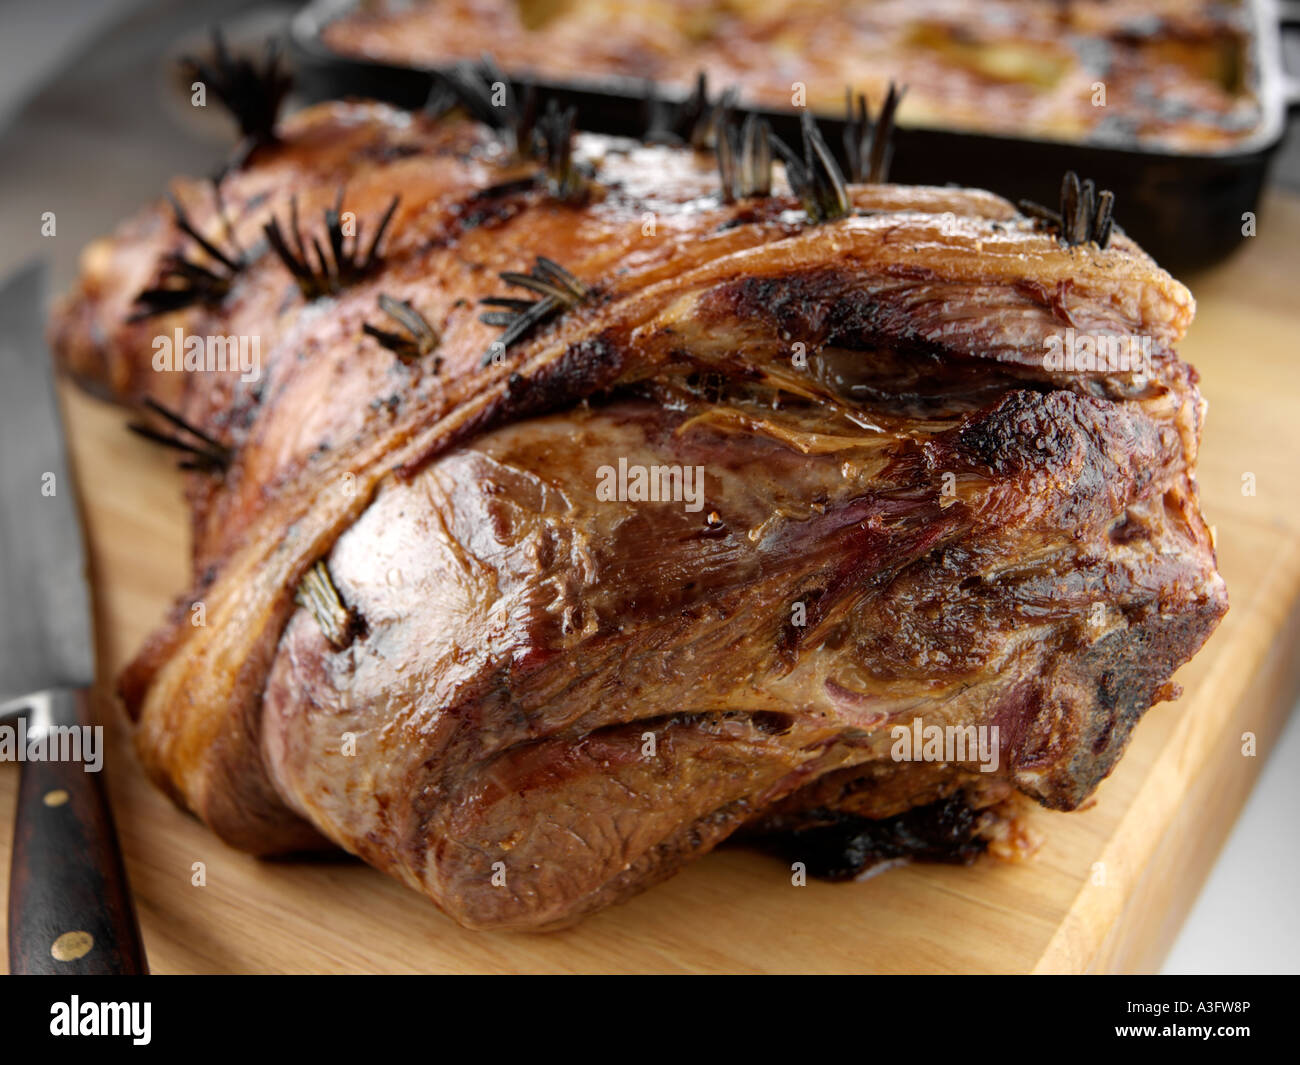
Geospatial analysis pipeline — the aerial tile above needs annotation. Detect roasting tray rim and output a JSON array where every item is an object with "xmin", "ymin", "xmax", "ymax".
[{"xmin": 288, "ymin": 0, "xmax": 1295, "ymax": 163}]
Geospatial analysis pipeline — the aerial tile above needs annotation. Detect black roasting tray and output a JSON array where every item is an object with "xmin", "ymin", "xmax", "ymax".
[{"xmin": 288, "ymin": 0, "xmax": 1300, "ymax": 273}]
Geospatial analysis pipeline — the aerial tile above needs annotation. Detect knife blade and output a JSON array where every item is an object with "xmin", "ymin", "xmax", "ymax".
[
  {"xmin": 0, "ymin": 265, "xmax": 94, "ymax": 701},
  {"xmin": 0, "ymin": 262, "xmax": 147, "ymax": 975}
]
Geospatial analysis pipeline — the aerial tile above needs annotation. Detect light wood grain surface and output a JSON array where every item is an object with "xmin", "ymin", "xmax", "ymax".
[{"xmin": 3, "ymin": 193, "xmax": 1299, "ymax": 975}]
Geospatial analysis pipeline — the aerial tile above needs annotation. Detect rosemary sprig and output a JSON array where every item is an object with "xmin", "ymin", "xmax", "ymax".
[
  {"xmin": 182, "ymin": 29, "xmax": 290, "ymax": 149},
  {"xmin": 535, "ymin": 99, "xmax": 587, "ymax": 202},
  {"xmin": 1019, "ymin": 171, "xmax": 1116, "ymax": 250},
  {"xmin": 683, "ymin": 73, "xmax": 716, "ymax": 150},
  {"xmin": 843, "ymin": 83, "xmax": 904, "ymax": 184},
  {"xmin": 716, "ymin": 106, "xmax": 772, "ymax": 203},
  {"xmin": 430, "ymin": 57, "xmax": 584, "ymax": 200},
  {"xmin": 295, "ymin": 560, "xmax": 363, "ymax": 650},
  {"xmin": 263, "ymin": 188, "xmax": 400, "ymax": 300},
  {"xmin": 424, "ymin": 80, "xmax": 460, "ymax": 121},
  {"xmin": 126, "ymin": 397, "xmax": 232, "ymax": 474},
  {"xmin": 643, "ymin": 72, "xmax": 716, "ymax": 149},
  {"xmin": 130, "ymin": 184, "xmax": 248, "ymax": 321},
  {"xmin": 642, "ymin": 80, "xmax": 677, "ymax": 146},
  {"xmin": 436, "ymin": 55, "xmax": 538, "ymax": 159},
  {"xmin": 770, "ymin": 112, "xmax": 850, "ymax": 224},
  {"xmin": 363, "ymin": 294, "xmax": 440, "ymax": 362},
  {"xmin": 479, "ymin": 256, "xmax": 588, "ymax": 366}
]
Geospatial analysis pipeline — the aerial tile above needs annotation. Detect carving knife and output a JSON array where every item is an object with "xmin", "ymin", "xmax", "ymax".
[{"xmin": 0, "ymin": 262, "xmax": 147, "ymax": 974}]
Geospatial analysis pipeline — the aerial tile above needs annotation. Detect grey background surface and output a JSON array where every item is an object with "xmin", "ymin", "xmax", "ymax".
[{"xmin": 0, "ymin": 0, "xmax": 1295, "ymax": 974}]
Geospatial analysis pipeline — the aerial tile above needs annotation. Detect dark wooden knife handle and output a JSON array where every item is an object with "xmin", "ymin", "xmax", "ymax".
[{"xmin": 7, "ymin": 687, "xmax": 147, "ymax": 974}]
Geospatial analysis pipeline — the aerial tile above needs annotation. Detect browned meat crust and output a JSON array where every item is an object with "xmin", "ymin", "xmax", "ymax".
[{"xmin": 50, "ymin": 100, "xmax": 1225, "ymax": 929}]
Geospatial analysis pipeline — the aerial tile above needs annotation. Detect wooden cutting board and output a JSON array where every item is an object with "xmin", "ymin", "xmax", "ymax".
[{"xmin": 3, "ymin": 193, "xmax": 1298, "ymax": 975}]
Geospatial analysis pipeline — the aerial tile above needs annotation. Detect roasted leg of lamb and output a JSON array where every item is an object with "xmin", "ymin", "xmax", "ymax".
[{"xmin": 50, "ymin": 83, "xmax": 1226, "ymax": 930}]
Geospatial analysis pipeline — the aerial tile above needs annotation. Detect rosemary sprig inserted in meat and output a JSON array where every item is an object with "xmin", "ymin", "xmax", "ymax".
[
  {"xmin": 770, "ymin": 112, "xmax": 850, "ymax": 223},
  {"xmin": 126, "ymin": 397, "xmax": 232, "ymax": 474},
  {"xmin": 716, "ymin": 107, "xmax": 772, "ymax": 202},
  {"xmin": 363, "ymin": 294, "xmax": 441, "ymax": 362},
  {"xmin": 295, "ymin": 560, "xmax": 364, "ymax": 650},
  {"xmin": 644, "ymin": 71, "xmax": 717, "ymax": 149},
  {"xmin": 1020, "ymin": 171, "xmax": 1116, "ymax": 250},
  {"xmin": 478, "ymin": 256, "xmax": 588, "ymax": 366},
  {"xmin": 130, "ymin": 184, "xmax": 248, "ymax": 321},
  {"xmin": 437, "ymin": 55, "xmax": 537, "ymax": 159},
  {"xmin": 263, "ymin": 188, "xmax": 400, "ymax": 300},
  {"xmin": 182, "ymin": 29, "xmax": 290, "ymax": 151},
  {"xmin": 843, "ymin": 82, "xmax": 905, "ymax": 184},
  {"xmin": 535, "ymin": 99, "xmax": 587, "ymax": 202}
]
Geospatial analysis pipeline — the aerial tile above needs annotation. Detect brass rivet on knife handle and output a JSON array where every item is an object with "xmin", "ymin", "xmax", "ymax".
[
  {"xmin": 296, "ymin": 560, "xmax": 365, "ymax": 651},
  {"xmin": 50, "ymin": 930, "xmax": 94, "ymax": 962},
  {"xmin": 8, "ymin": 689, "xmax": 148, "ymax": 974}
]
